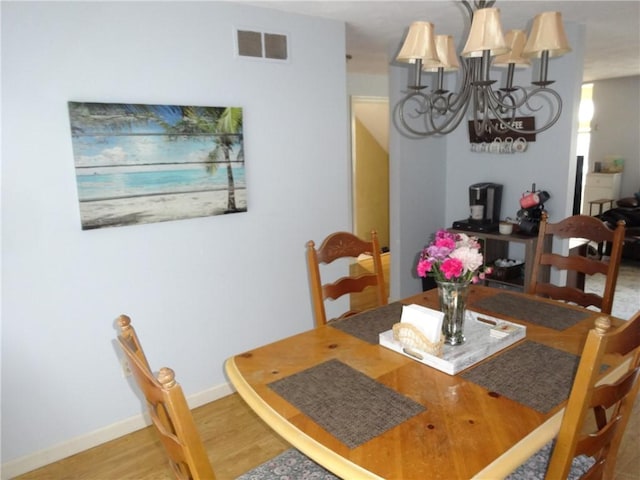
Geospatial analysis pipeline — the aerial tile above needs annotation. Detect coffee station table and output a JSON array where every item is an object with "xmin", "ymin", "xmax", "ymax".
[{"xmin": 448, "ymin": 229, "xmax": 548, "ymax": 292}]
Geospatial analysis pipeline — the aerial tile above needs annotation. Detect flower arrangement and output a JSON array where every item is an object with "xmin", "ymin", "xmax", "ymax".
[{"xmin": 417, "ymin": 229, "xmax": 492, "ymax": 284}]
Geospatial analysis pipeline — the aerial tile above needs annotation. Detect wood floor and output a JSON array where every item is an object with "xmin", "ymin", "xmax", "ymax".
[
  {"xmin": 13, "ymin": 253, "xmax": 639, "ymax": 479},
  {"xmin": 14, "ymin": 394, "xmax": 290, "ymax": 480},
  {"xmin": 12, "ymin": 391, "xmax": 640, "ymax": 479}
]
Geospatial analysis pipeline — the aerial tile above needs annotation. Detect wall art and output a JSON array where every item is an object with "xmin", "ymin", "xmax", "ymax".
[{"xmin": 68, "ymin": 102, "xmax": 245, "ymax": 230}]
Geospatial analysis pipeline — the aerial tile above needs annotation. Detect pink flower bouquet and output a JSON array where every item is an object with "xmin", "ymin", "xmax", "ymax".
[{"xmin": 417, "ymin": 229, "xmax": 492, "ymax": 284}]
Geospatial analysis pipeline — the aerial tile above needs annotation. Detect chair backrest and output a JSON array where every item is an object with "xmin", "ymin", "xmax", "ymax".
[
  {"xmin": 306, "ymin": 230, "xmax": 387, "ymax": 327},
  {"xmin": 528, "ymin": 213, "xmax": 625, "ymax": 314},
  {"xmin": 545, "ymin": 310, "xmax": 640, "ymax": 479},
  {"xmin": 116, "ymin": 315, "xmax": 216, "ymax": 480}
]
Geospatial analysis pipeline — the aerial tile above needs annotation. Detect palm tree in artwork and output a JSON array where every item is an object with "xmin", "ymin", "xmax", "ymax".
[
  {"xmin": 153, "ymin": 105, "xmax": 244, "ymax": 213},
  {"xmin": 207, "ymin": 107, "xmax": 243, "ymax": 212}
]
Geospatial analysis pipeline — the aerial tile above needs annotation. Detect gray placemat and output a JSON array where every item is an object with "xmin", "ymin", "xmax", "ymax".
[
  {"xmin": 268, "ymin": 359, "xmax": 425, "ymax": 448},
  {"xmin": 471, "ymin": 293, "xmax": 590, "ymax": 331},
  {"xmin": 461, "ymin": 341, "xmax": 580, "ymax": 413},
  {"xmin": 330, "ymin": 302, "xmax": 403, "ymax": 344}
]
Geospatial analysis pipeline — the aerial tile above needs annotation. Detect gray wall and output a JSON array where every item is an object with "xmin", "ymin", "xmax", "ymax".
[
  {"xmin": 389, "ymin": 23, "xmax": 586, "ymax": 299},
  {"xmin": 1, "ymin": 1, "xmax": 348, "ymax": 472},
  {"xmin": 589, "ymin": 76, "xmax": 640, "ymax": 198}
]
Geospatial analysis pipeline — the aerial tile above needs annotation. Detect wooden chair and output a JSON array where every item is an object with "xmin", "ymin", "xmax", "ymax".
[
  {"xmin": 528, "ymin": 213, "xmax": 625, "ymax": 314},
  {"xmin": 306, "ymin": 230, "xmax": 387, "ymax": 327},
  {"xmin": 117, "ymin": 315, "xmax": 216, "ymax": 479},
  {"xmin": 508, "ymin": 310, "xmax": 640, "ymax": 479},
  {"xmin": 116, "ymin": 315, "xmax": 336, "ymax": 480}
]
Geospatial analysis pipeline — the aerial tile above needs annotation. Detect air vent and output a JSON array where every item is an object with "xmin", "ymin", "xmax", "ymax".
[{"xmin": 236, "ymin": 28, "xmax": 289, "ymax": 62}]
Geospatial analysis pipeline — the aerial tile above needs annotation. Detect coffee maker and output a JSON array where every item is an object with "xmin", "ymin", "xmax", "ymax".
[{"xmin": 452, "ymin": 183, "xmax": 503, "ymax": 232}]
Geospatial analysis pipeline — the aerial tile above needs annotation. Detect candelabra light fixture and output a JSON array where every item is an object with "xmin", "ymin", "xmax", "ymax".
[{"xmin": 395, "ymin": 0, "xmax": 571, "ymax": 138}]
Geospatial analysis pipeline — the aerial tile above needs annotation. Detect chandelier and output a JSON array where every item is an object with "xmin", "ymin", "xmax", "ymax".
[{"xmin": 395, "ymin": 0, "xmax": 571, "ymax": 138}]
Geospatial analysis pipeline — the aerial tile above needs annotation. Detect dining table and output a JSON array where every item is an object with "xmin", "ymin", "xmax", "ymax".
[{"xmin": 224, "ymin": 285, "xmax": 626, "ymax": 479}]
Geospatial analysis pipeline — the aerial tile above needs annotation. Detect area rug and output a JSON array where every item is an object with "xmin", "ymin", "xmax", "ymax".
[
  {"xmin": 505, "ymin": 440, "xmax": 595, "ymax": 480},
  {"xmin": 236, "ymin": 448, "xmax": 338, "ymax": 479}
]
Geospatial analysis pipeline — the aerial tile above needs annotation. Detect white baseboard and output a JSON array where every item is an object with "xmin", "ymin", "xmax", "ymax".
[{"xmin": 1, "ymin": 382, "xmax": 234, "ymax": 480}]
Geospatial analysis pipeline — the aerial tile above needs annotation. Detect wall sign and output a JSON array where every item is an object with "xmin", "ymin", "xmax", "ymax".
[{"xmin": 468, "ymin": 116, "xmax": 536, "ymax": 143}]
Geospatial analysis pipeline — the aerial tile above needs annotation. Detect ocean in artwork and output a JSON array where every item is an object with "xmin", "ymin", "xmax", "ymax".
[{"xmin": 68, "ymin": 103, "xmax": 246, "ymax": 230}]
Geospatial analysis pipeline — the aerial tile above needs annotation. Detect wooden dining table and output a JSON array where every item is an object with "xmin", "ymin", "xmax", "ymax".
[{"xmin": 224, "ymin": 286, "xmax": 625, "ymax": 479}]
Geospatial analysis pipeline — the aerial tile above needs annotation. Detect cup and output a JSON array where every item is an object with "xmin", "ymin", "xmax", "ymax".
[
  {"xmin": 499, "ymin": 222, "xmax": 513, "ymax": 235},
  {"xmin": 470, "ymin": 205, "xmax": 484, "ymax": 220},
  {"xmin": 520, "ymin": 192, "xmax": 540, "ymax": 208},
  {"xmin": 490, "ymin": 138, "xmax": 502, "ymax": 153},
  {"xmin": 500, "ymin": 138, "xmax": 513, "ymax": 154},
  {"xmin": 514, "ymin": 137, "xmax": 527, "ymax": 153}
]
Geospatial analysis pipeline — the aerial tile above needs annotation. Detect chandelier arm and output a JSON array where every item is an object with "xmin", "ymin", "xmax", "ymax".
[
  {"xmin": 486, "ymin": 85, "xmax": 530, "ymax": 111},
  {"xmin": 430, "ymin": 101, "xmax": 472, "ymax": 134},
  {"xmin": 427, "ymin": 66, "xmax": 476, "ymax": 134},
  {"xmin": 484, "ymin": 87, "xmax": 564, "ymax": 134},
  {"xmin": 443, "ymin": 58, "xmax": 475, "ymax": 112},
  {"xmin": 396, "ymin": 88, "xmax": 473, "ymax": 137},
  {"xmin": 421, "ymin": 60, "xmax": 475, "ymax": 134},
  {"xmin": 396, "ymin": 91, "xmax": 440, "ymax": 137},
  {"xmin": 462, "ymin": 1, "xmax": 474, "ymax": 20},
  {"xmin": 470, "ymin": 85, "xmax": 494, "ymax": 136},
  {"xmin": 426, "ymin": 93, "xmax": 471, "ymax": 134}
]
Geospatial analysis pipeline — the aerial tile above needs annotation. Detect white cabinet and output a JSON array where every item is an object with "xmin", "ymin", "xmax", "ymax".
[{"xmin": 582, "ymin": 173, "xmax": 622, "ymax": 214}]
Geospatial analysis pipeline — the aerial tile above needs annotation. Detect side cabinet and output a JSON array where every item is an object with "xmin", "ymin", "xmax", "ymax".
[{"xmin": 582, "ymin": 172, "xmax": 622, "ymax": 214}]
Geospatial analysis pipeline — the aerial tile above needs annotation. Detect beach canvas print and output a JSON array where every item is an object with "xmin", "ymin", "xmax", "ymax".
[{"xmin": 68, "ymin": 102, "xmax": 246, "ymax": 230}]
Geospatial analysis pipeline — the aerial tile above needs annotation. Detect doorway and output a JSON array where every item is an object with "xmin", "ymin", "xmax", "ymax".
[
  {"xmin": 350, "ymin": 96, "xmax": 390, "ymax": 250},
  {"xmin": 350, "ymin": 96, "xmax": 391, "ymax": 307}
]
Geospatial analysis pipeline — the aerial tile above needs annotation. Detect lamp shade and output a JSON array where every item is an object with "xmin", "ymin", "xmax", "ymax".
[
  {"xmin": 397, "ymin": 21, "xmax": 439, "ymax": 64},
  {"xmin": 523, "ymin": 11, "xmax": 571, "ymax": 58},
  {"xmin": 423, "ymin": 35, "xmax": 460, "ymax": 71},
  {"xmin": 493, "ymin": 30, "xmax": 531, "ymax": 67},
  {"xmin": 461, "ymin": 7, "xmax": 509, "ymax": 58}
]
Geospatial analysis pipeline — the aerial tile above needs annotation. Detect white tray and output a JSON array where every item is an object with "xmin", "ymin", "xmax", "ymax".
[{"xmin": 379, "ymin": 310, "xmax": 526, "ymax": 375}]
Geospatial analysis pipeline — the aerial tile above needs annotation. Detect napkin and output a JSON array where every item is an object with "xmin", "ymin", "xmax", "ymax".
[{"xmin": 400, "ymin": 304, "xmax": 444, "ymax": 344}]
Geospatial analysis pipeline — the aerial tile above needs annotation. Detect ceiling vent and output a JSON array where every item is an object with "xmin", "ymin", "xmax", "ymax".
[{"xmin": 236, "ymin": 29, "xmax": 288, "ymax": 62}]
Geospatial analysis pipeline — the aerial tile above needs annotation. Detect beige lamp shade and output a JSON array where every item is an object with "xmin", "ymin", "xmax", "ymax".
[
  {"xmin": 493, "ymin": 30, "xmax": 531, "ymax": 67},
  {"xmin": 423, "ymin": 35, "xmax": 460, "ymax": 71},
  {"xmin": 461, "ymin": 7, "xmax": 509, "ymax": 58},
  {"xmin": 523, "ymin": 11, "xmax": 572, "ymax": 58},
  {"xmin": 396, "ymin": 21, "xmax": 439, "ymax": 64}
]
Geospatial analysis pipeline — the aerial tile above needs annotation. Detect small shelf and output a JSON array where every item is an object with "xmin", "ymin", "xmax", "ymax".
[{"xmin": 449, "ymin": 228, "xmax": 545, "ymax": 292}]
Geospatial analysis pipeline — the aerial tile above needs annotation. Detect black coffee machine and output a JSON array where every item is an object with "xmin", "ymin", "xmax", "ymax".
[{"xmin": 452, "ymin": 183, "xmax": 503, "ymax": 232}]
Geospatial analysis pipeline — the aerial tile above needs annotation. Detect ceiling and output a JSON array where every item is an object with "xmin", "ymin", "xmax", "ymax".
[{"xmin": 244, "ymin": 1, "xmax": 640, "ymax": 82}]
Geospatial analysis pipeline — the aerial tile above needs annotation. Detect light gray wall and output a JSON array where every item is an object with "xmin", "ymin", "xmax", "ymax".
[
  {"xmin": 589, "ymin": 76, "xmax": 640, "ymax": 198},
  {"xmin": 388, "ymin": 62, "xmax": 448, "ymax": 299},
  {"xmin": 1, "ymin": 1, "xmax": 348, "ymax": 468},
  {"xmin": 347, "ymin": 73, "xmax": 389, "ymax": 97},
  {"xmin": 389, "ymin": 23, "xmax": 585, "ymax": 298}
]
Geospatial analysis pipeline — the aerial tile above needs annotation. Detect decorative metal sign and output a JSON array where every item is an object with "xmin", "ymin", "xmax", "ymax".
[{"xmin": 468, "ymin": 116, "xmax": 537, "ymax": 143}]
